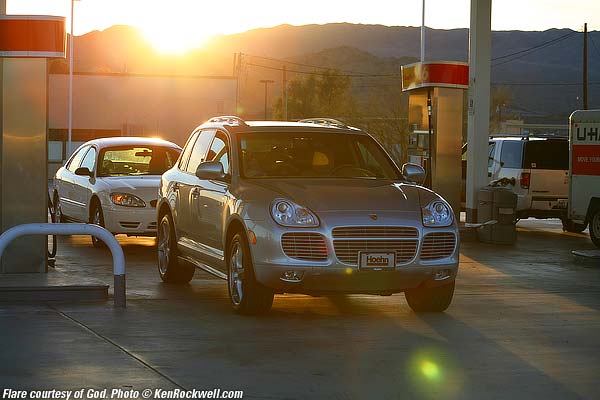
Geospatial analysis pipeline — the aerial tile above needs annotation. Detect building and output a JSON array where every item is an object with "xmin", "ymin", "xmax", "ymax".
[{"xmin": 48, "ymin": 72, "xmax": 237, "ymax": 175}]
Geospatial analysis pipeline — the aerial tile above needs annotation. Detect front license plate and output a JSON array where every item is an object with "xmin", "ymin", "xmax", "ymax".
[
  {"xmin": 359, "ymin": 252, "xmax": 395, "ymax": 270},
  {"xmin": 557, "ymin": 199, "xmax": 568, "ymax": 209}
]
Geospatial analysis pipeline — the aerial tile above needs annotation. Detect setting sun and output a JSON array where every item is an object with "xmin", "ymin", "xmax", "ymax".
[
  {"xmin": 141, "ymin": 23, "xmax": 212, "ymax": 54},
  {"xmin": 136, "ymin": 8, "xmax": 216, "ymax": 54}
]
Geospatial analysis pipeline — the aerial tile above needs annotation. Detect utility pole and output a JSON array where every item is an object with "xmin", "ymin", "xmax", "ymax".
[
  {"xmin": 67, "ymin": 0, "xmax": 75, "ymax": 158},
  {"xmin": 583, "ymin": 23, "xmax": 588, "ymax": 110},
  {"xmin": 421, "ymin": 0, "xmax": 425, "ymax": 62},
  {"xmin": 235, "ymin": 52, "xmax": 242, "ymax": 115},
  {"xmin": 282, "ymin": 65, "xmax": 288, "ymax": 121},
  {"xmin": 260, "ymin": 79, "xmax": 274, "ymax": 120}
]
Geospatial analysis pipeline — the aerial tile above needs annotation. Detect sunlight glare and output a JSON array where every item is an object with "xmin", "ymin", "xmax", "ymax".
[{"xmin": 134, "ymin": 2, "xmax": 219, "ymax": 54}]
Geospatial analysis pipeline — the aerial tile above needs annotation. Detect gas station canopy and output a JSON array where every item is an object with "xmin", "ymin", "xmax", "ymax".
[
  {"xmin": 401, "ymin": 61, "xmax": 469, "ymax": 91},
  {"xmin": 0, "ymin": 15, "xmax": 66, "ymax": 58}
]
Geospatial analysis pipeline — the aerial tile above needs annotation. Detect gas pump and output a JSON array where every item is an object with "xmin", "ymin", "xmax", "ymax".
[
  {"xmin": 0, "ymin": 14, "xmax": 66, "ymax": 273},
  {"xmin": 402, "ymin": 61, "xmax": 468, "ymax": 214}
]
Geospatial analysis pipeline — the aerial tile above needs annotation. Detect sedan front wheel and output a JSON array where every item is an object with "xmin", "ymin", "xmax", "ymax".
[{"xmin": 90, "ymin": 203, "xmax": 106, "ymax": 248}]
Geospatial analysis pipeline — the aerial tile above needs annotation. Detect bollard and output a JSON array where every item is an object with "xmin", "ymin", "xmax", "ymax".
[{"xmin": 0, "ymin": 223, "xmax": 126, "ymax": 307}]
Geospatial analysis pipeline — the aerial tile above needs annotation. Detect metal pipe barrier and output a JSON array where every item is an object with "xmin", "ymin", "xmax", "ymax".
[{"xmin": 0, "ymin": 223, "xmax": 126, "ymax": 307}]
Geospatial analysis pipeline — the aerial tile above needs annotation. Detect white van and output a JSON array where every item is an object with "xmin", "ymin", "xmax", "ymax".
[
  {"xmin": 487, "ymin": 135, "xmax": 571, "ymax": 222},
  {"xmin": 568, "ymin": 110, "xmax": 600, "ymax": 247}
]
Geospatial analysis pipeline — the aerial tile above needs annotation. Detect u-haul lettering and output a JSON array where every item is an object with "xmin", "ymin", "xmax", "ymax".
[
  {"xmin": 574, "ymin": 124, "xmax": 600, "ymax": 143},
  {"xmin": 569, "ymin": 111, "xmax": 600, "ymax": 225}
]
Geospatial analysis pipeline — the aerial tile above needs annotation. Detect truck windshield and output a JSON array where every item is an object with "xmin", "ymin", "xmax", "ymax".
[{"xmin": 239, "ymin": 132, "xmax": 400, "ymax": 179}]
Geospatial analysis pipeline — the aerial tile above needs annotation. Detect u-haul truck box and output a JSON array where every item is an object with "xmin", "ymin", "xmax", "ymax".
[{"xmin": 569, "ymin": 110, "xmax": 600, "ymax": 248}]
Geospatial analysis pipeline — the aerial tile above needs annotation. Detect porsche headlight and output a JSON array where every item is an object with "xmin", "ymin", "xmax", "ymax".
[
  {"xmin": 271, "ymin": 198, "xmax": 318, "ymax": 227},
  {"xmin": 110, "ymin": 192, "xmax": 146, "ymax": 208},
  {"xmin": 422, "ymin": 200, "xmax": 453, "ymax": 227}
]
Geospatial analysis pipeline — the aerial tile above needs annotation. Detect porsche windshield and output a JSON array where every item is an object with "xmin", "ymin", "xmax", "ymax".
[{"xmin": 239, "ymin": 132, "xmax": 400, "ymax": 179}]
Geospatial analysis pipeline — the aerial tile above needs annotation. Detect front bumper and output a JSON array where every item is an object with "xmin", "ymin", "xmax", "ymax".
[
  {"xmin": 245, "ymin": 212, "xmax": 459, "ymax": 294},
  {"xmin": 102, "ymin": 205, "xmax": 158, "ymax": 235},
  {"xmin": 253, "ymin": 263, "xmax": 457, "ymax": 294}
]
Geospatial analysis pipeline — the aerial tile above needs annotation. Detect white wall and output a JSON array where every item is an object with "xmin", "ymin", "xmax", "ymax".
[{"xmin": 49, "ymin": 73, "xmax": 237, "ymax": 146}]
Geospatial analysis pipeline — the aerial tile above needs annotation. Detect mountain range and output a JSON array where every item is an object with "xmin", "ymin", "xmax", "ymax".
[{"xmin": 52, "ymin": 23, "xmax": 600, "ymax": 123}]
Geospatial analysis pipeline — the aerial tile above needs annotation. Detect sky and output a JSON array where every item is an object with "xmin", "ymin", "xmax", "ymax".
[{"xmin": 6, "ymin": 0, "xmax": 600, "ymax": 53}]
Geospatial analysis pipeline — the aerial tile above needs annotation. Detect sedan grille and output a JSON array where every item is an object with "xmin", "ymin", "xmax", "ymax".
[
  {"xmin": 119, "ymin": 221, "xmax": 140, "ymax": 229},
  {"xmin": 332, "ymin": 226, "xmax": 419, "ymax": 266},
  {"xmin": 281, "ymin": 232, "xmax": 328, "ymax": 262},
  {"xmin": 421, "ymin": 232, "xmax": 456, "ymax": 260}
]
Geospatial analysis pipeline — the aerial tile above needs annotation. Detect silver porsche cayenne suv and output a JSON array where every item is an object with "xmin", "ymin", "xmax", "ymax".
[{"xmin": 156, "ymin": 116, "xmax": 459, "ymax": 315}]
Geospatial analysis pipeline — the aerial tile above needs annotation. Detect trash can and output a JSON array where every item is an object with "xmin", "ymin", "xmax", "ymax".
[{"xmin": 477, "ymin": 186, "xmax": 517, "ymax": 244}]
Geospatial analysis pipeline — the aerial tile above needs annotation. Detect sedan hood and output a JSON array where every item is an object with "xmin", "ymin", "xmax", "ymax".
[
  {"xmin": 250, "ymin": 179, "xmax": 422, "ymax": 213},
  {"xmin": 100, "ymin": 175, "xmax": 160, "ymax": 189},
  {"xmin": 98, "ymin": 176, "xmax": 161, "ymax": 201}
]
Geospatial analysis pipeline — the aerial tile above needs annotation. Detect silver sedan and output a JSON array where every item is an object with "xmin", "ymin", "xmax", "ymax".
[{"xmin": 156, "ymin": 117, "xmax": 459, "ymax": 315}]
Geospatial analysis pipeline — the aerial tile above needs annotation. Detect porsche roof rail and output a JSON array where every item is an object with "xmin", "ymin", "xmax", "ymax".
[
  {"xmin": 206, "ymin": 116, "xmax": 248, "ymax": 127},
  {"xmin": 298, "ymin": 118, "xmax": 349, "ymax": 129}
]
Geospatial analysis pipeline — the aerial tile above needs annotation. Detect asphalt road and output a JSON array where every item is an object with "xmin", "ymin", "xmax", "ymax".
[{"xmin": 1, "ymin": 219, "xmax": 599, "ymax": 399}]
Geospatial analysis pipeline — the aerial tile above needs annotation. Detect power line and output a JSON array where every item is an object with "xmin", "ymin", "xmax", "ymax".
[
  {"xmin": 492, "ymin": 31, "xmax": 577, "ymax": 68},
  {"xmin": 241, "ymin": 53, "xmax": 376, "ymax": 76},
  {"xmin": 245, "ymin": 62, "xmax": 402, "ymax": 78},
  {"xmin": 492, "ymin": 31, "xmax": 576, "ymax": 61},
  {"xmin": 493, "ymin": 81, "xmax": 600, "ymax": 86}
]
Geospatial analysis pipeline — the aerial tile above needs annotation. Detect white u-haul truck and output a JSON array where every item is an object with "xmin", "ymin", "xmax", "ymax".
[{"xmin": 569, "ymin": 110, "xmax": 600, "ymax": 248}]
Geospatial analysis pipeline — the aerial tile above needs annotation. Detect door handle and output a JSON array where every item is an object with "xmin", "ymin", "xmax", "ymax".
[
  {"xmin": 172, "ymin": 182, "xmax": 180, "ymax": 191},
  {"xmin": 191, "ymin": 188, "xmax": 200, "ymax": 199}
]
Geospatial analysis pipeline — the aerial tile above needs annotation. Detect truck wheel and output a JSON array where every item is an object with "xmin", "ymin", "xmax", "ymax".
[
  {"xmin": 405, "ymin": 281, "xmax": 455, "ymax": 313},
  {"xmin": 590, "ymin": 207, "xmax": 600, "ymax": 248},
  {"xmin": 227, "ymin": 232, "xmax": 274, "ymax": 315},
  {"xmin": 562, "ymin": 219, "xmax": 587, "ymax": 233},
  {"xmin": 157, "ymin": 213, "xmax": 194, "ymax": 283}
]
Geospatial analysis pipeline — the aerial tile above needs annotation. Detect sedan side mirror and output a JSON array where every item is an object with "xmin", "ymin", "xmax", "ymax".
[
  {"xmin": 402, "ymin": 163, "xmax": 426, "ymax": 184},
  {"xmin": 195, "ymin": 161, "xmax": 226, "ymax": 180},
  {"xmin": 74, "ymin": 167, "xmax": 93, "ymax": 177}
]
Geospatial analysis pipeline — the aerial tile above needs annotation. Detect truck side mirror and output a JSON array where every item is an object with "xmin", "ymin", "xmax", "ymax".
[
  {"xmin": 402, "ymin": 163, "xmax": 426, "ymax": 184},
  {"xmin": 195, "ymin": 161, "xmax": 225, "ymax": 180}
]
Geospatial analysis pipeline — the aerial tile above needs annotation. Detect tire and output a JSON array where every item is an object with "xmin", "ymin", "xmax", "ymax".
[
  {"xmin": 562, "ymin": 219, "xmax": 587, "ymax": 233},
  {"xmin": 405, "ymin": 280, "xmax": 455, "ymax": 313},
  {"xmin": 590, "ymin": 206, "xmax": 600, "ymax": 248},
  {"xmin": 53, "ymin": 194, "xmax": 65, "ymax": 223},
  {"xmin": 157, "ymin": 213, "xmax": 195, "ymax": 283},
  {"xmin": 227, "ymin": 232, "xmax": 274, "ymax": 315},
  {"xmin": 90, "ymin": 202, "xmax": 106, "ymax": 248}
]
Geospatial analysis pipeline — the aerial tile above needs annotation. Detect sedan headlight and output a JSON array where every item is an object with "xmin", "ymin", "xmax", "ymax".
[
  {"xmin": 271, "ymin": 198, "xmax": 319, "ymax": 227},
  {"xmin": 110, "ymin": 192, "xmax": 146, "ymax": 208},
  {"xmin": 422, "ymin": 200, "xmax": 453, "ymax": 227}
]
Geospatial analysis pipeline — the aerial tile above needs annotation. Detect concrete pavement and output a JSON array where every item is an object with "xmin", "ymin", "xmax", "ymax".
[{"xmin": 0, "ymin": 219, "xmax": 599, "ymax": 399}]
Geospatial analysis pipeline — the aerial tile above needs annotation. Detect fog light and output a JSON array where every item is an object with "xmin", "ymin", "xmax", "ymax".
[
  {"xmin": 280, "ymin": 270, "xmax": 303, "ymax": 283},
  {"xmin": 434, "ymin": 269, "xmax": 452, "ymax": 281}
]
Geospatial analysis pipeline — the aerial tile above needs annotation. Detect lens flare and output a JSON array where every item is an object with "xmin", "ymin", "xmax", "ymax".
[
  {"xmin": 408, "ymin": 347, "xmax": 464, "ymax": 399},
  {"xmin": 420, "ymin": 360, "xmax": 441, "ymax": 381}
]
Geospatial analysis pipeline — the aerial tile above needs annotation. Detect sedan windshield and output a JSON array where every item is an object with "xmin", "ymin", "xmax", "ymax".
[
  {"xmin": 98, "ymin": 145, "xmax": 180, "ymax": 177},
  {"xmin": 239, "ymin": 132, "xmax": 400, "ymax": 179}
]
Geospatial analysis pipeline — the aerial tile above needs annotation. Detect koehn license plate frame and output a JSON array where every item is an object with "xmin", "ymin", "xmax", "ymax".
[{"xmin": 359, "ymin": 252, "xmax": 396, "ymax": 271}]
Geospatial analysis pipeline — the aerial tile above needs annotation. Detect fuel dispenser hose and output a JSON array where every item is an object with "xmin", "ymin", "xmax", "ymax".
[{"xmin": 47, "ymin": 192, "xmax": 57, "ymax": 262}]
